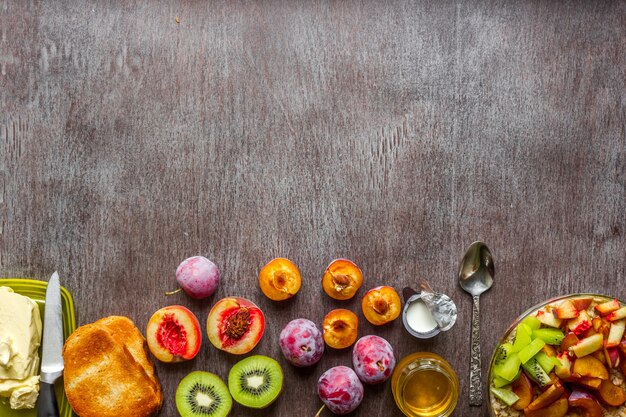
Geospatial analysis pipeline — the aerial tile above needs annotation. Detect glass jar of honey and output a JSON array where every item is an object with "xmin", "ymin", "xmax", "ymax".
[{"xmin": 391, "ymin": 352, "xmax": 459, "ymax": 417}]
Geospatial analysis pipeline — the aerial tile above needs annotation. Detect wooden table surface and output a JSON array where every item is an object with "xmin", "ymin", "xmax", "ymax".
[{"xmin": 1, "ymin": 1, "xmax": 625, "ymax": 416}]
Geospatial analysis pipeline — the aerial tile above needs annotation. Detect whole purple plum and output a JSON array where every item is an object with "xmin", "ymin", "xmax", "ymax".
[
  {"xmin": 352, "ymin": 335, "xmax": 395, "ymax": 384},
  {"xmin": 279, "ymin": 319, "xmax": 324, "ymax": 367},
  {"xmin": 317, "ymin": 366, "xmax": 363, "ymax": 415},
  {"xmin": 174, "ymin": 256, "xmax": 220, "ymax": 299}
]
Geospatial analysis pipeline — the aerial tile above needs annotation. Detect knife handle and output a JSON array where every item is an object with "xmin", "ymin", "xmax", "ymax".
[{"xmin": 37, "ymin": 382, "xmax": 60, "ymax": 417}]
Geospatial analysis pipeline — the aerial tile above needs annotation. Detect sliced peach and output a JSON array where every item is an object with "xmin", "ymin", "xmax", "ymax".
[
  {"xmin": 511, "ymin": 373, "xmax": 533, "ymax": 410},
  {"xmin": 322, "ymin": 309, "xmax": 358, "ymax": 349},
  {"xmin": 572, "ymin": 356, "xmax": 608, "ymax": 380},
  {"xmin": 554, "ymin": 300, "xmax": 579, "ymax": 320},
  {"xmin": 604, "ymin": 347, "xmax": 620, "ymax": 368},
  {"xmin": 568, "ymin": 310, "xmax": 592, "ymax": 335},
  {"xmin": 572, "ymin": 298, "xmax": 593, "ymax": 311},
  {"xmin": 595, "ymin": 299, "xmax": 620, "ymax": 316},
  {"xmin": 206, "ymin": 297, "xmax": 265, "ymax": 355},
  {"xmin": 524, "ymin": 397, "xmax": 568, "ymax": 417},
  {"xmin": 322, "ymin": 259, "xmax": 363, "ymax": 300},
  {"xmin": 606, "ymin": 319, "xmax": 626, "ymax": 347},
  {"xmin": 146, "ymin": 305, "xmax": 202, "ymax": 362},
  {"xmin": 591, "ymin": 350, "xmax": 607, "ymax": 365},
  {"xmin": 541, "ymin": 344, "xmax": 557, "ymax": 357},
  {"xmin": 536, "ymin": 309, "xmax": 563, "ymax": 328},
  {"xmin": 568, "ymin": 390, "xmax": 603, "ymax": 417},
  {"xmin": 606, "ymin": 306, "xmax": 626, "ymax": 322},
  {"xmin": 570, "ymin": 333, "xmax": 604, "ymax": 358},
  {"xmin": 560, "ymin": 332, "xmax": 579, "ymax": 352},
  {"xmin": 596, "ymin": 380, "xmax": 626, "ymax": 407},
  {"xmin": 554, "ymin": 353, "xmax": 573, "ymax": 380},
  {"xmin": 526, "ymin": 381, "xmax": 565, "ymax": 411},
  {"xmin": 572, "ymin": 377, "xmax": 602, "ymax": 390},
  {"xmin": 259, "ymin": 258, "xmax": 302, "ymax": 301},
  {"xmin": 361, "ymin": 286, "xmax": 401, "ymax": 325}
]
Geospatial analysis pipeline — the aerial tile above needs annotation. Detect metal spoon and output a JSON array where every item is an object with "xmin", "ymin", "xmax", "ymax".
[{"xmin": 458, "ymin": 241, "xmax": 494, "ymax": 406}]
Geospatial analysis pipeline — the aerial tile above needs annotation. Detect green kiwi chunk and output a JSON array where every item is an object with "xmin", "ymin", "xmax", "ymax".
[
  {"xmin": 176, "ymin": 371, "xmax": 232, "ymax": 417},
  {"xmin": 228, "ymin": 355, "xmax": 283, "ymax": 409}
]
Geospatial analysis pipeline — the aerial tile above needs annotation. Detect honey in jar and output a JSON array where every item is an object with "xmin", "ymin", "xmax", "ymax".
[{"xmin": 391, "ymin": 352, "xmax": 459, "ymax": 417}]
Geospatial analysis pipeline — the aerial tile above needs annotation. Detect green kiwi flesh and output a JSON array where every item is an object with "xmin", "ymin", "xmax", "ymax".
[
  {"xmin": 176, "ymin": 371, "xmax": 233, "ymax": 417},
  {"xmin": 228, "ymin": 355, "xmax": 283, "ymax": 408}
]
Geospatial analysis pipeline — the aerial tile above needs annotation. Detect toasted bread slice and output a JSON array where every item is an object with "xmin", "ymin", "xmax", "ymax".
[
  {"xmin": 63, "ymin": 318, "xmax": 162, "ymax": 417},
  {"xmin": 94, "ymin": 316, "xmax": 158, "ymax": 382}
]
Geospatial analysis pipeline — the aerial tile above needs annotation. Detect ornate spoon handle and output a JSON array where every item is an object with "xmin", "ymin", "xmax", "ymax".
[{"xmin": 469, "ymin": 294, "xmax": 482, "ymax": 406}]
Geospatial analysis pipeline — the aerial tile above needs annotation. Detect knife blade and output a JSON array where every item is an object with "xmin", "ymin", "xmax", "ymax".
[{"xmin": 38, "ymin": 272, "xmax": 63, "ymax": 417}]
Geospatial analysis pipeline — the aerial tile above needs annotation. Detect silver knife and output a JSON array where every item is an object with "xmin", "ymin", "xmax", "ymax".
[{"xmin": 38, "ymin": 272, "xmax": 63, "ymax": 417}]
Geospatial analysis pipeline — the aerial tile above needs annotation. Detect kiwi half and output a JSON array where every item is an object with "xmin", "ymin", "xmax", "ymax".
[
  {"xmin": 176, "ymin": 371, "xmax": 233, "ymax": 417},
  {"xmin": 228, "ymin": 355, "xmax": 283, "ymax": 409}
]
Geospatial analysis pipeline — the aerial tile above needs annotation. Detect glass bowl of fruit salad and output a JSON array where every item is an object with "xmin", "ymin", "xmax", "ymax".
[{"xmin": 487, "ymin": 294, "xmax": 626, "ymax": 417}]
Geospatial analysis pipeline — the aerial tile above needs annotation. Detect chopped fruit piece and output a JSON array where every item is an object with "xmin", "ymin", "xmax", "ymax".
[
  {"xmin": 596, "ymin": 380, "xmax": 626, "ymax": 407},
  {"xmin": 592, "ymin": 317, "xmax": 603, "ymax": 332},
  {"xmin": 568, "ymin": 390, "xmax": 603, "ymax": 417},
  {"xmin": 523, "ymin": 398, "xmax": 568, "ymax": 417},
  {"xmin": 361, "ymin": 286, "xmax": 401, "ymax": 325},
  {"xmin": 606, "ymin": 306, "xmax": 626, "ymax": 322},
  {"xmin": 494, "ymin": 343, "xmax": 515, "ymax": 368},
  {"xmin": 572, "ymin": 377, "xmax": 602, "ymax": 390},
  {"xmin": 572, "ymin": 356, "xmax": 608, "ymax": 380},
  {"xmin": 572, "ymin": 298, "xmax": 593, "ymax": 311},
  {"xmin": 206, "ymin": 297, "xmax": 265, "ymax": 355},
  {"xmin": 618, "ymin": 340, "xmax": 626, "ymax": 358},
  {"xmin": 595, "ymin": 299, "xmax": 621, "ymax": 316},
  {"xmin": 554, "ymin": 353, "xmax": 572, "ymax": 380},
  {"xmin": 560, "ymin": 332, "xmax": 580, "ymax": 351},
  {"xmin": 526, "ymin": 381, "xmax": 565, "ymax": 412},
  {"xmin": 146, "ymin": 305, "xmax": 202, "ymax": 363},
  {"xmin": 554, "ymin": 300, "xmax": 579, "ymax": 319},
  {"xmin": 518, "ymin": 338, "xmax": 546, "ymax": 364},
  {"xmin": 535, "ymin": 352, "xmax": 559, "ymax": 374},
  {"xmin": 511, "ymin": 373, "xmax": 533, "ymax": 410},
  {"xmin": 490, "ymin": 387, "xmax": 519, "ymax": 406},
  {"xmin": 536, "ymin": 309, "xmax": 563, "ymax": 328},
  {"xmin": 570, "ymin": 333, "xmax": 604, "ymax": 358},
  {"xmin": 321, "ymin": 259, "xmax": 363, "ymax": 300},
  {"xmin": 495, "ymin": 354, "xmax": 522, "ymax": 382},
  {"xmin": 513, "ymin": 323, "xmax": 533, "ymax": 353},
  {"xmin": 493, "ymin": 375, "xmax": 513, "ymax": 388},
  {"xmin": 604, "ymin": 347, "xmax": 620, "ymax": 368},
  {"xmin": 533, "ymin": 328, "xmax": 566, "ymax": 345},
  {"xmin": 259, "ymin": 258, "xmax": 302, "ymax": 301},
  {"xmin": 521, "ymin": 316, "xmax": 542, "ymax": 331},
  {"xmin": 606, "ymin": 319, "xmax": 626, "ymax": 348},
  {"xmin": 541, "ymin": 344, "xmax": 557, "ymax": 357},
  {"xmin": 322, "ymin": 309, "xmax": 358, "ymax": 349},
  {"xmin": 568, "ymin": 311, "xmax": 592, "ymax": 335},
  {"xmin": 522, "ymin": 357, "xmax": 551, "ymax": 387},
  {"xmin": 591, "ymin": 350, "xmax": 607, "ymax": 365}
]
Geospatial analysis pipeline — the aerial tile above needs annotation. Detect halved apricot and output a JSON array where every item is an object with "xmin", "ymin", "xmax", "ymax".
[
  {"xmin": 322, "ymin": 259, "xmax": 363, "ymax": 300},
  {"xmin": 361, "ymin": 286, "xmax": 401, "ymax": 325},
  {"xmin": 259, "ymin": 258, "xmax": 302, "ymax": 301},
  {"xmin": 322, "ymin": 309, "xmax": 358, "ymax": 349}
]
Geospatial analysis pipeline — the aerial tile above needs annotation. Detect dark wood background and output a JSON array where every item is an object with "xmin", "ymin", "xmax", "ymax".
[{"xmin": 1, "ymin": 1, "xmax": 625, "ymax": 416}]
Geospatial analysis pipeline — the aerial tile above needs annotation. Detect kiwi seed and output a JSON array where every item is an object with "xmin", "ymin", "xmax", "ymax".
[{"xmin": 228, "ymin": 355, "xmax": 283, "ymax": 409}]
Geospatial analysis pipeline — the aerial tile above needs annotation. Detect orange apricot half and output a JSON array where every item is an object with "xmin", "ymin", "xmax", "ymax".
[
  {"xmin": 322, "ymin": 259, "xmax": 363, "ymax": 300},
  {"xmin": 259, "ymin": 258, "xmax": 302, "ymax": 301},
  {"xmin": 361, "ymin": 286, "xmax": 401, "ymax": 325},
  {"xmin": 322, "ymin": 309, "xmax": 358, "ymax": 349}
]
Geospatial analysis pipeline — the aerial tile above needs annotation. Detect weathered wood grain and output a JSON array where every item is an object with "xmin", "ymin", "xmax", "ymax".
[{"xmin": 1, "ymin": 1, "xmax": 625, "ymax": 415}]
